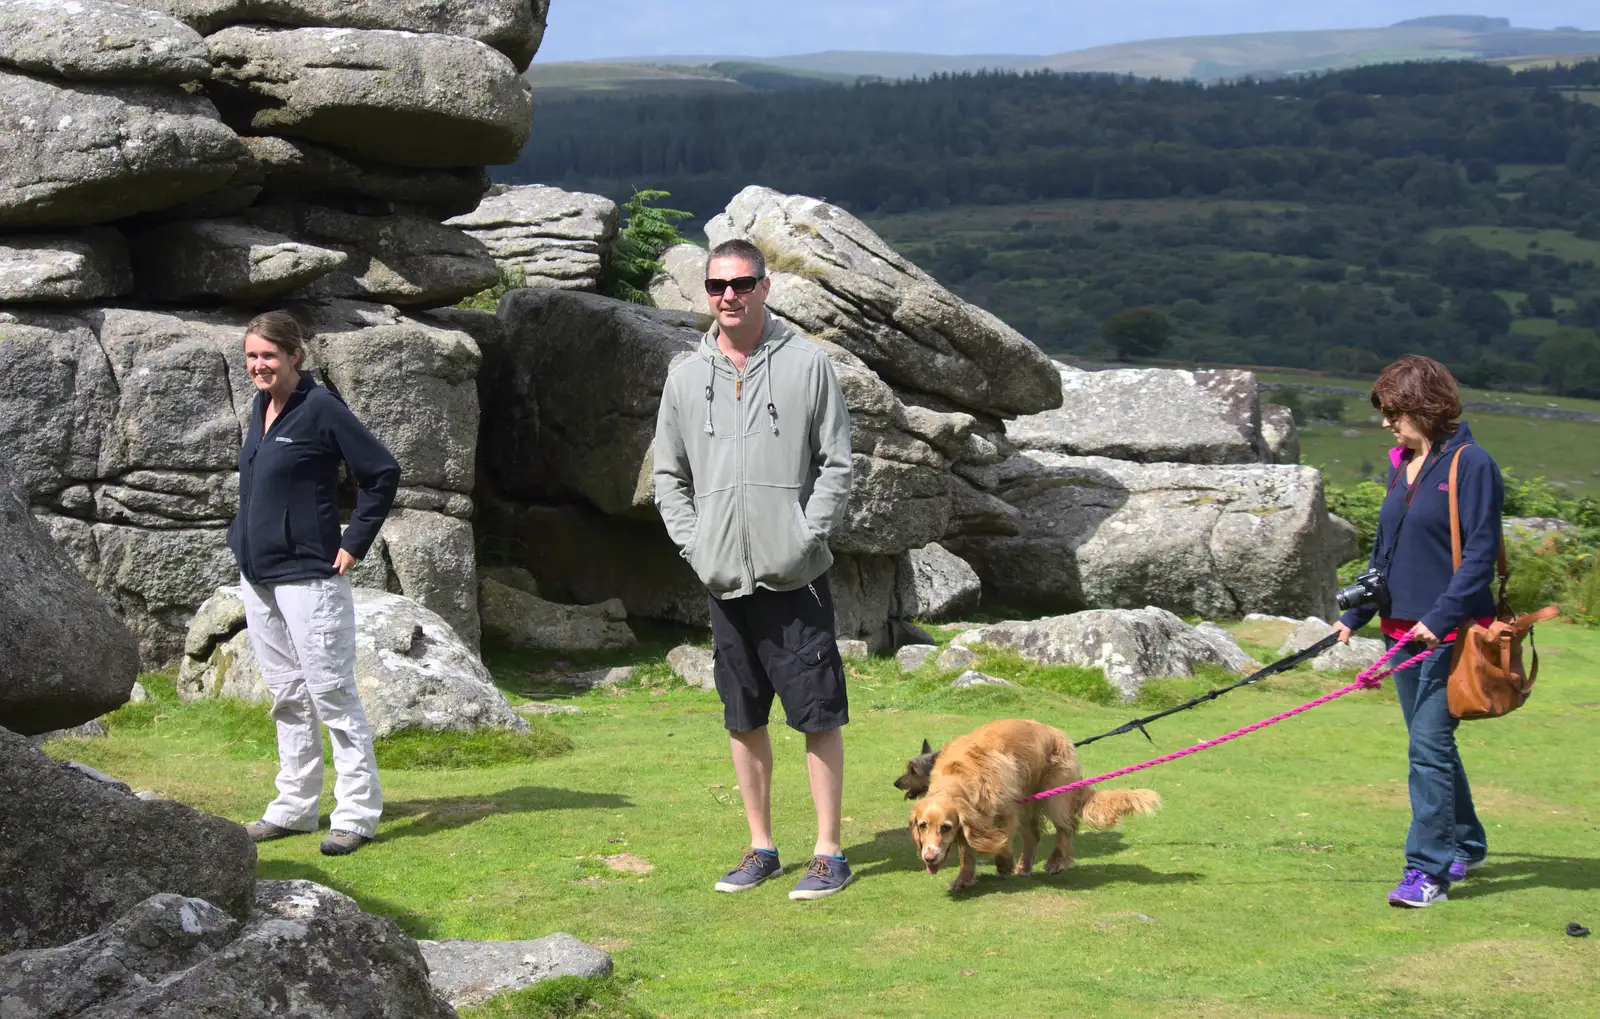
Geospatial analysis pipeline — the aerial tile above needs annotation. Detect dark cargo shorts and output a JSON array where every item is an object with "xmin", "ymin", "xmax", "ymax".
[{"xmin": 708, "ymin": 573, "xmax": 848, "ymax": 734}]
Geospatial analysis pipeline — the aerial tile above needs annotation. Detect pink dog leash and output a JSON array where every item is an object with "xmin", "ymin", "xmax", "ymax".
[{"xmin": 1021, "ymin": 632, "xmax": 1441, "ymax": 803}]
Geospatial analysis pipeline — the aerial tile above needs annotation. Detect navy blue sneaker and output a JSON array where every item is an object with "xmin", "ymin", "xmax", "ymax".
[
  {"xmin": 789, "ymin": 854, "xmax": 854, "ymax": 901},
  {"xmin": 714, "ymin": 849, "xmax": 782, "ymax": 893}
]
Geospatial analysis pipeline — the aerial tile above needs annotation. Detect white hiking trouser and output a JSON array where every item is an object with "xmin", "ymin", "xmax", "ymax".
[{"xmin": 238, "ymin": 573, "xmax": 382, "ymax": 838}]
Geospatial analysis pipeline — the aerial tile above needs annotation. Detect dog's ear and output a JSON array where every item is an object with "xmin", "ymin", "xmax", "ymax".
[{"xmin": 921, "ymin": 738, "xmax": 931, "ymax": 755}]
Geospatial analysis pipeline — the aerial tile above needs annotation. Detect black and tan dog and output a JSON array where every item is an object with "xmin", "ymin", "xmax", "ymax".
[
  {"xmin": 909, "ymin": 719, "xmax": 1161, "ymax": 892},
  {"xmin": 892, "ymin": 738, "xmax": 939, "ymax": 800}
]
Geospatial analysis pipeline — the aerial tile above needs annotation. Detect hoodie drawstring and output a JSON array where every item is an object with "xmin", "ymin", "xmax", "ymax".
[
  {"xmin": 763, "ymin": 347, "xmax": 778, "ymax": 435},
  {"xmin": 704, "ymin": 347, "xmax": 780, "ymax": 436},
  {"xmin": 703, "ymin": 357, "xmax": 715, "ymax": 435}
]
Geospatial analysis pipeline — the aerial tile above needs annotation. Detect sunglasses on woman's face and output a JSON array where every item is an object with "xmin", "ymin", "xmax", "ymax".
[{"xmin": 704, "ymin": 275, "xmax": 764, "ymax": 296}]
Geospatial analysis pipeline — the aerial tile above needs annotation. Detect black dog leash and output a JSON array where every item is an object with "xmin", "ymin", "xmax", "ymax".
[{"xmin": 1072, "ymin": 633, "xmax": 1343, "ymax": 748}]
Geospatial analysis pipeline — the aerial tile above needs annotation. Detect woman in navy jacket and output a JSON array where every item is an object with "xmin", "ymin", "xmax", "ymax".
[
  {"xmin": 227, "ymin": 310, "xmax": 399, "ymax": 857},
  {"xmin": 1334, "ymin": 355, "xmax": 1502, "ymax": 908}
]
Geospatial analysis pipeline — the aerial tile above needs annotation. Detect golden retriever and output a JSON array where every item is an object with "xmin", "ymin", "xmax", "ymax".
[{"xmin": 909, "ymin": 719, "xmax": 1161, "ymax": 892}]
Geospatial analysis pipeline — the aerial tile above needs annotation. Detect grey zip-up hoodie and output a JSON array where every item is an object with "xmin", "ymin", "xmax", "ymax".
[{"xmin": 653, "ymin": 311, "xmax": 852, "ymax": 599}]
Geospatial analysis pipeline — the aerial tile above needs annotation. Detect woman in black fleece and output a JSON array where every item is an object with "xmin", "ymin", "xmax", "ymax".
[{"xmin": 227, "ymin": 310, "xmax": 399, "ymax": 857}]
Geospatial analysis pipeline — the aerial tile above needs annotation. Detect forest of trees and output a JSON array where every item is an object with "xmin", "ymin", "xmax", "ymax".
[{"xmin": 504, "ymin": 59, "xmax": 1600, "ymax": 393}]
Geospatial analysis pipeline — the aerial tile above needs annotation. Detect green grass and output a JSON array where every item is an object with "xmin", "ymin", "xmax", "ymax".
[
  {"xmin": 45, "ymin": 623, "xmax": 1600, "ymax": 1018},
  {"xmin": 1254, "ymin": 370, "xmax": 1600, "ymax": 415},
  {"xmin": 1427, "ymin": 226, "xmax": 1600, "ymax": 264}
]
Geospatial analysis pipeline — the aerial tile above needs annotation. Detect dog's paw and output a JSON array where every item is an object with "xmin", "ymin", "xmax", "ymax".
[
  {"xmin": 1016, "ymin": 865, "xmax": 1034, "ymax": 877},
  {"xmin": 994, "ymin": 858, "xmax": 1015, "ymax": 877},
  {"xmin": 947, "ymin": 876, "xmax": 975, "ymax": 893}
]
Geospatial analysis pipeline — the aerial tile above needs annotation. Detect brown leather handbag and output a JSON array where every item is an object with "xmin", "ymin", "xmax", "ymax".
[{"xmin": 1444, "ymin": 448, "xmax": 1560, "ymax": 720}]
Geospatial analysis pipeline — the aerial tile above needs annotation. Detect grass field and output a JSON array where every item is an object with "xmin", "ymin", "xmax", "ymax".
[
  {"xmin": 44, "ymin": 620, "xmax": 1600, "ymax": 1018},
  {"xmin": 1427, "ymin": 226, "xmax": 1600, "ymax": 265}
]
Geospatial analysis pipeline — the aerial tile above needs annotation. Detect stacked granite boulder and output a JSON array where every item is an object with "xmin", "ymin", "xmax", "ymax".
[{"xmin": 0, "ymin": 0, "xmax": 547, "ymax": 663}]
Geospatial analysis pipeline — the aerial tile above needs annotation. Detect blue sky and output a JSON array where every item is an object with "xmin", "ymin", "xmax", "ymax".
[{"xmin": 538, "ymin": 2, "xmax": 1594, "ymax": 62}]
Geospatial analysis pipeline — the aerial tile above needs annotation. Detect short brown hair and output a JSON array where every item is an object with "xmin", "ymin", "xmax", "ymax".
[
  {"xmin": 708, "ymin": 239, "xmax": 766, "ymax": 278},
  {"xmin": 1369, "ymin": 355, "xmax": 1463, "ymax": 439},
  {"xmin": 244, "ymin": 310, "xmax": 307, "ymax": 366}
]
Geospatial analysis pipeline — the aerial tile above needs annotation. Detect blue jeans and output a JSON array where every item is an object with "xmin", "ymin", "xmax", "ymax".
[{"xmin": 1388, "ymin": 637, "xmax": 1488, "ymax": 881}]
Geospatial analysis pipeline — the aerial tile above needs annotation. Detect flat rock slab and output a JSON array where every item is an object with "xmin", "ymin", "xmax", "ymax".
[
  {"xmin": 1278, "ymin": 617, "xmax": 1385, "ymax": 673},
  {"xmin": 206, "ymin": 26, "xmax": 532, "ymax": 169},
  {"xmin": 446, "ymin": 184, "xmax": 618, "ymax": 290},
  {"xmin": 667, "ymin": 644, "xmax": 715, "ymax": 690},
  {"xmin": 951, "ymin": 670, "xmax": 1015, "ymax": 689},
  {"xmin": 130, "ymin": 218, "xmax": 347, "ymax": 302},
  {"xmin": 1007, "ymin": 368, "xmax": 1265, "ymax": 465},
  {"xmin": 895, "ymin": 643, "xmax": 938, "ymax": 670},
  {"xmin": 479, "ymin": 577, "xmax": 637, "ymax": 651},
  {"xmin": 838, "ymin": 639, "xmax": 870, "ymax": 659},
  {"xmin": 895, "ymin": 542, "xmax": 981, "ymax": 622},
  {"xmin": 245, "ymin": 135, "xmax": 489, "ymax": 218},
  {"xmin": 418, "ymin": 933, "xmax": 613, "ymax": 1010},
  {"xmin": 140, "ymin": 0, "xmax": 547, "ymax": 70},
  {"xmin": 0, "ymin": 0, "xmax": 210, "ymax": 82},
  {"xmin": 0, "ymin": 227, "xmax": 131, "ymax": 302},
  {"xmin": 0, "ymin": 71, "xmax": 245, "ymax": 229}
]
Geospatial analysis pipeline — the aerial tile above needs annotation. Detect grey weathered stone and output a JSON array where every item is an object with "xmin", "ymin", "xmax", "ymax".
[
  {"xmin": 478, "ymin": 577, "xmax": 636, "ymax": 652},
  {"xmin": 666, "ymin": 644, "xmax": 714, "ymax": 690},
  {"xmin": 1326, "ymin": 513, "xmax": 1361, "ymax": 569},
  {"xmin": 1261, "ymin": 403, "xmax": 1300, "ymax": 465},
  {"xmin": 895, "ymin": 643, "xmax": 937, "ymax": 670},
  {"xmin": 829, "ymin": 552, "xmax": 899, "ymax": 652},
  {"xmin": 130, "ymin": 218, "xmax": 348, "ymax": 302},
  {"xmin": 0, "ymin": 727, "xmax": 256, "ymax": 952},
  {"xmin": 357, "ymin": 509, "xmax": 481, "ymax": 653},
  {"xmin": 951, "ymin": 670, "xmax": 1015, "ymax": 689},
  {"xmin": 705, "ymin": 187, "xmax": 1060, "ymax": 417},
  {"xmin": 515, "ymin": 701, "xmax": 581, "ymax": 716},
  {"xmin": 0, "ymin": 71, "xmax": 245, "ymax": 229},
  {"xmin": 129, "ymin": 680, "xmax": 149, "ymax": 703},
  {"xmin": 954, "ymin": 452, "xmax": 1339, "ymax": 621},
  {"xmin": 555, "ymin": 666, "xmax": 633, "ymax": 690},
  {"xmin": 1191, "ymin": 622, "xmax": 1261, "ymax": 674},
  {"xmin": 178, "ymin": 587, "xmax": 527, "ymax": 737},
  {"xmin": 949, "ymin": 607, "xmax": 1253, "ymax": 701},
  {"xmin": 935, "ymin": 644, "xmax": 978, "ymax": 671},
  {"xmin": 837, "ymin": 639, "xmax": 870, "ymax": 659},
  {"xmin": 27, "ymin": 718, "xmax": 109, "ymax": 744},
  {"xmin": 647, "ymin": 242, "xmax": 708, "ymax": 312},
  {"xmin": 0, "ymin": 881, "xmax": 457, "ymax": 1018},
  {"xmin": 0, "ymin": 228, "xmax": 131, "ymax": 303},
  {"xmin": 0, "ymin": 894, "xmax": 240, "ymax": 1015},
  {"xmin": 243, "ymin": 135, "xmax": 488, "ymax": 218},
  {"xmin": 947, "ymin": 473, "xmax": 1022, "ymax": 537},
  {"xmin": 1006, "ymin": 368, "xmax": 1265, "ymax": 464},
  {"xmin": 446, "ymin": 185, "xmax": 618, "ymax": 290},
  {"xmin": 244, "ymin": 204, "xmax": 498, "ymax": 307},
  {"xmin": 0, "ymin": 0, "xmax": 210, "ymax": 83},
  {"xmin": 142, "ymin": 0, "xmax": 548, "ymax": 70},
  {"xmin": 896, "ymin": 542, "xmax": 980, "ymax": 622},
  {"xmin": 0, "ymin": 470, "xmax": 140, "ymax": 735},
  {"xmin": 1504, "ymin": 516, "xmax": 1578, "ymax": 540},
  {"xmin": 418, "ymin": 933, "xmax": 613, "ymax": 1010},
  {"xmin": 1278, "ymin": 617, "xmax": 1385, "ymax": 673},
  {"xmin": 206, "ymin": 26, "xmax": 532, "ymax": 168},
  {"xmin": 479, "ymin": 566, "xmax": 539, "ymax": 596}
]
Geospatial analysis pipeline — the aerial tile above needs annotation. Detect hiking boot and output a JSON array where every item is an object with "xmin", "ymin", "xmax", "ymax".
[
  {"xmin": 319, "ymin": 829, "xmax": 373, "ymax": 856},
  {"xmin": 1447, "ymin": 856, "xmax": 1486, "ymax": 882},
  {"xmin": 714, "ymin": 849, "xmax": 782, "ymax": 893},
  {"xmin": 245, "ymin": 819, "xmax": 306, "ymax": 843},
  {"xmin": 789, "ymin": 854, "xmax": 854, "ymax": 901},
  {"xmin": 1388, "ymin": 868, "xmax": 1448, "ymax": 908}
]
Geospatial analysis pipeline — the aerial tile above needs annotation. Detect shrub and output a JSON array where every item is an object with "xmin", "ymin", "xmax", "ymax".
[{"xmin": 598, "ymin": 188, "xmax": 692, "ymax": 305}]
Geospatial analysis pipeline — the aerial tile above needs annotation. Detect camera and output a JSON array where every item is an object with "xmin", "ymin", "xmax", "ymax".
[{"xmin": 1335, "ymin": 568, "xmax": 1388, "ymax": 614}]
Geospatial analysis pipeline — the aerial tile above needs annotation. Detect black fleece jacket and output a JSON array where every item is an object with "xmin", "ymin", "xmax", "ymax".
[{"xmin": 227, "ymin": 372, "xmax": 400, "ymax": 585}]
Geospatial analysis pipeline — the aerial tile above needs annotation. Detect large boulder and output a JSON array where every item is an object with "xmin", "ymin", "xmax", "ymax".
[
  {"xmin": 953, "ymin": 452, "xmax": 1340, "ymax": 620},
  {"xmin": 245, "ymin": 204, "xmax": 499, "ymax": 307},
  {"xmin": 418, "ymin": 934, "xmax": 613, "ymax": 1010},
  {"xmin": 949, "ymin": 607, "xmax": 1253, "ymax": 700},
  {"xmin": 829, "ymin": 552, "xmax": 898, "ymax": 652},
  {"xmin": 141, "ymin": 0, "xmax": 548, "ymax": 70},
  {"xmin": 1006, "ymin": 367, "xmax": 1267, "ymax": 464},
  {"xmin": 478, "ymin": 577, "xmax": 636, "ymax": 651},
  {"xmin": 129, "ymin": 218, "xmax": 349, "ymax": 303},
  {"xmin": 895, "ymin": 542, "xmax": 981, "ymax": 622},
  {"xmin": 705, "ymin": 187, "xmax": 1062, "ymax": 417},
  {"xmin": 0, "ymin": 228, "xmax": 132, "ymax": 303},
  {"xmin": 351, "ymin": 509, "xmax": 481, "ymax": 652},
  {"xmin": 0, "ymin": 0, "xmax": 211, "ymax": 82},
  {"xmin": 0, "ymin": 470, "xmax": 140, "ymax": 735},
  {"xmin": 647, "ymin": 242, "xmax": 710, "ymax": 312},
  {"xmin": 205, "ymin": 26, "xmax": 532, "ymax": 169},
  {"xmin": 0, "ymin": 882, "xmax": 459, "ymax": 1018},
  {"xmin": 1278, "ymin": 617, "xmax": 1385, "ymax": 673},
  {"xmin": 178, "ymin": 586, "xmax": 526, "ymax": 737},
  {"xmin": 0, "ymin": 71, "xmax": 245, "ymax": 229},
  {"xmin": 446, "ymin": 185, "xmax": 619, "ymax": 291},
  {"xmin": 243, "ymin": 135, "xmax": 490, "ymax": 219},
  {"xmin": 1260, "ymin": 403, "xmax": 1300, "ymax": 465},
  {"xmin": 0, "ymin": 727, "xmax": 257, "ymax": 952}
]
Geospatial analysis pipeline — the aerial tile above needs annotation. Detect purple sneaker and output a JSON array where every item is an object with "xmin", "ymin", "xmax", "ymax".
[
  {"xmin": 1447, "ymin": 856, "xmax": 1486, "ymax": 882},
  {"xmin": 1388, "ymin": 868, "xmax": 1448, "ymax": 908}
]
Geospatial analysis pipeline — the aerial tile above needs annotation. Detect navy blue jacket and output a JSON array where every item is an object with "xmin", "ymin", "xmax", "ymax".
[
  {"xmin": 227, "ymin": 371, "xmax": 400, "ymax": 585},
  {"xmin": 1338, "ymin": 422, "xmax": 1503, "ymax": 637}
]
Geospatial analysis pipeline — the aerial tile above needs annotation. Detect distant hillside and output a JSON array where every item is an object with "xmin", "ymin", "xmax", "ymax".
[{"xmin": 528, "ymin": 20, "xmax": 1600, "ymax": 101}]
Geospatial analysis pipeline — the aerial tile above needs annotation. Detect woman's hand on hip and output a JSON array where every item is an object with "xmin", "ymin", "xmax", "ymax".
[
  {"xmin": 1332, "ymin": 621, "xmax": 1353, "ymax": 644},
  {"xmin": 334, "ymin": 549, "xmax": 358, "ymax": 576}
]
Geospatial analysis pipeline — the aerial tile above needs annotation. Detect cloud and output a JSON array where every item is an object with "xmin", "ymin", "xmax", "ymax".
[{"xmin": 535, "ymin": 2, "xmax": 1596, "ymax": 63}]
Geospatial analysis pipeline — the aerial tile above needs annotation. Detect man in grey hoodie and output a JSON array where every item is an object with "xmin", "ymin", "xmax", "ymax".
[{"xmin": 652, "ymin": 238, "xmax": 856, "ymax": 900}]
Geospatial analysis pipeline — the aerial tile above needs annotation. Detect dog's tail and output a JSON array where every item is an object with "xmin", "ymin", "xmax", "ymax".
[{"xmin": 1079, "ymin": 788, "xmax": 1161, "ymax": 829}]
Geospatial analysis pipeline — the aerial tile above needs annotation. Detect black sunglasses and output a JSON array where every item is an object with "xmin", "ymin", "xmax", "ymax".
[{"xmin": 704, "ymin": 275, "xmax": 765, "ymax": 296}]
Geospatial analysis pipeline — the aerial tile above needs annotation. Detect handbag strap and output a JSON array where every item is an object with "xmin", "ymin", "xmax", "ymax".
[{"xmin": 1448, "ymin": 445, "xmax": 1510, "ymax": 611}]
